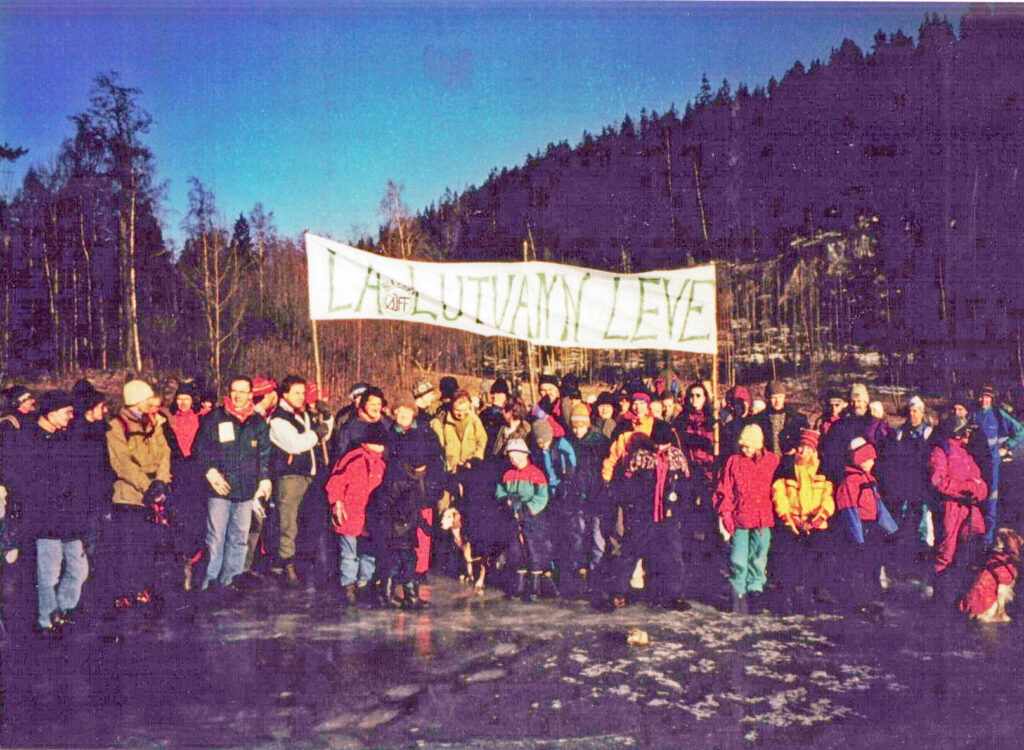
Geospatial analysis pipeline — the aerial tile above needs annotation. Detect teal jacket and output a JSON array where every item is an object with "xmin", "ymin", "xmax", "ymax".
[{"xmin": 495, "ymin": 463, "xmax": 549, "ymax": 516}]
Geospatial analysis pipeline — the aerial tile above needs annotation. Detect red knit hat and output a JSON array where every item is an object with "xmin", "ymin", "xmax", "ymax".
[
  {"xmin": 252, "ymin": 376, "xmax": 278, "ymax": 401},
  {"xmin": 799, "ymin": 428, "xmax": 820, "ymax": 451},
  {"xmin": 848, "ymin": 436, "xmax": 877, "ymax": 466}
]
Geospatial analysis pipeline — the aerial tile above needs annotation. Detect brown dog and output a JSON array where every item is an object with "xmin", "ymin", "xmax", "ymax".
[
  {"xmin": 958, "ymin": 527, "xmax": 1024, "ymax": 623},
  {"xmin": 440, "ymin": 506, "xmax": 486, "ymax": 593}
]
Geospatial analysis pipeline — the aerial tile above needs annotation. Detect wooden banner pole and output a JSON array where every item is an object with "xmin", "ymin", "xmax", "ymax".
[{"xmin": 711, "ymin": 262, "xmax": 720, "ymax": 456}]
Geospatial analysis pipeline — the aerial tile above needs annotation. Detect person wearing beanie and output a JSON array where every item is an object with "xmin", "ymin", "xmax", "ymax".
[
  {"xmin": 970, "ymin": 384, "xmax": 1023, "ymax": 547},
  {"xmin": 563, "ymin": 399, "xmax": 610, "ymax": 591},
  {"xmin": 770, "ymin": 428, "xmax": 834, "ymax": 613},
  {"xmin": 532, "ymin": 374, "xmax": 568, "ymax": 434},
  {"xmin": 496, "ymin": 434, "xmax": 554, "ymax": 602},
  {"xmin": 0, "ymin": 385, "xmax": 38, "ymax": 442},
  {"xmin": 528, "ymin": 414, "xmax": 577, "ymax": 595},
  {"xmin": 879, "ymin": 395, "xmax": 936, "ymax": 560},
  {"xmin": 251, "ymin": 376, "xmax": 279, "ymax": 419},
  {"xmin": 607, "ymin": 418, "xmax": 694, "ymax": 610},
  {"xmin": 410, "ymin": 378, "xmax": 438, "ymax": 421},
  {"xmin": 1, "ymin": 391, "xmax": 96, "ymax": 633},
  {"xmin": 267, "ymin": 375, "xmax": 335, "ymax": 585},
  {"xmin": 713, "ymin": 423, "xmax": 780, "ymax": 614},
  {"xmin": 819, "ymin": 382, "xmax": 883, "ymax": 488},
  {"xmin": 430, "ymin": 390, "xmax": 487, "ymax": 475},
  {"xmin": 929, "ymin": 417, "xmax": 988, "ymax": 592},
  {"xmin": 601, "ymin": 391, "xmax": 656, "ymax": 483},
  {"xmin": 719, "ymin": 385, "xmax": 753, "ymax": 460},
  {"xmin": 834, "ymin": 436, "xmax": 899, "ymax": 615},
  {"xmin": 814, "ymin": 390, "xmax": 847, "ymax": 436},
  {"xmin": 593, "ymin": 392, "xmax": 618, "ymax": 440},
  {"xmin": 194, "ymin": 376, "xmax": 273, "ymax": 592},
  {"xmin": 105, "ymin": 378, "xmax": 172, "ymax": 616},
  {"xmin": 325, "ymin": 421, "xmax": 388, "ymax": 605},
  {"xmin": 480, "ymin": 379, "xmax": 511, "ymax": 448},
  {"xmin": 160, "ymin": 380, "xmax": 207, "ymax": 592},
  {"xmin": 754, "ymin": 381, "xmax": 808, "ymax": 457},
  {"xmin": 331, "ymin": 381, "xmax": 372, "ymax": 440}
]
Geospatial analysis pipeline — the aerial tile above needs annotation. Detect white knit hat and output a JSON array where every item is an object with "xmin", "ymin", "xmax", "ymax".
[{"xmin": 123, "ymin": 379, "xmax": 155, "ymax": 407}]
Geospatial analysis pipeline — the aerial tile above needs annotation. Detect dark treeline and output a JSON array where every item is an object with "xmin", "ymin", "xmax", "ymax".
[{"xmin": 2, "ymin": 7, "xmax": 1023, "ymax": 393}]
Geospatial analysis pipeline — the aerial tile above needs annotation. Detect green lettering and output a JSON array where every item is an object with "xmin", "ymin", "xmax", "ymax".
[
  {"xmin": 508, "ymin": 275, "xmax": 534, "ymax": 338},
  {"xmin": 354, "ymin": 266, "xmax": 381, "ymax": 314},
  {"xmin": 440, "ymin": 275, "xmax": 464, "ymax": 321},
  {"xmin": 493, "ymin": 275, "xmax": 517, "ymax": 330},
  {"xmin": 560, "ymin": 272, "xmax": 590, "ymax": 342},
  {"xmin": 678, "ymin": 279, "xmax": 715, "ymax": 341},
  {"xmin": 326, "ymin": 253, "xmax": 351, "ymax": 312},
  {"xmin": 602, "ymin": 277, "xmax": 628, "ymax": 340},
  {"xmin": 631, "ymin": 277, "xmax": 661, "ymax": 342},
  {"xmin": 535, "ymin": 273, "xmax": 559, "ymax": 340},
  {"xmin": 466, "ymin": 276, "xmax": 489, "ymax": 325},
  {"xmin": 408, "ymin": 267, "xmax": 437, "ymax": 320}
]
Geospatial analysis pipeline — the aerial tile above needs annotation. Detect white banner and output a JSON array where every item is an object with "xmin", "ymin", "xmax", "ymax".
[{"xmin": 305, "ymin": 232, "xmax": 717, "ymax": 354}]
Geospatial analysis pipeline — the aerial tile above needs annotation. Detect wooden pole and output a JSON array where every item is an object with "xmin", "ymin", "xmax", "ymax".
[
  {"xmin": 522, "ymin": 237, "xmax": 538, "ymax": 405},
  {"xmin": 711, "ymin": 262, "xmax": 720, "ymax": 456},
  {"xmin": 311, "ymin": 317, "xmax": 324, "ymax": 395}
]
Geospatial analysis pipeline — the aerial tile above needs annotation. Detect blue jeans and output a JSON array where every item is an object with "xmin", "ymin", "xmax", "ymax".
[
  {"xmin": 337, "ymin": 535, "xmax": 375, "ymax": 587},
  {"xmin": 983, "ymin": 453, "xmax": 1001, "ymax": 546},
  {"xmin": 35, "ymin": 538, "xmax": 89, "ymax": 629},
  {"xmin": 204, "ymin": 497, "xmax": 253, "ymax": 588}
]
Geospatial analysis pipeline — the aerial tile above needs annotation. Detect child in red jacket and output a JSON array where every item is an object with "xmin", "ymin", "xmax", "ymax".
[
  {"xmin": 714, "ymin": 423, "xmax": 780, "ymax": 614},
  {"xmin": 835, "ymin": 436, "xmax": 899, "ymax": 613},
  {"xmin": 325, "ymin": 423, "xmax": 388, "ymax": 604}
]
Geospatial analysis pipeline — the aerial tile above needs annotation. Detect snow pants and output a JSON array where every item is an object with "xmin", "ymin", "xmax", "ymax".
[{"xmin": 934, "ymin": 499, "xmax": 985, "ymax": 575}]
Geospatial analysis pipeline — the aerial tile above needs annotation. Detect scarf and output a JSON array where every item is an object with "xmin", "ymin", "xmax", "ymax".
[
  {"xmin": 224, "ymin": 397, "xmax": 255, "ymax": 423},
  {"xmin": 169, "ymin": 409, "xmax": 201, "ymax": 457},
  {"xmin": 653, "ymin": 449, "xmax": 670, "ymax": 522}
]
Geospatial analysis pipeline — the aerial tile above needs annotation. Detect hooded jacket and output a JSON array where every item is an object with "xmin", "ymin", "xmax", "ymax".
[
  {"xmin": 106, "ymin": 407, "xmax": 172, "ymax": 507},
  {"xmin": 325, "ymin": 445, "xmax": 387, "ymax": 537},
  {"xmin": 771, "ymin": 450, "xmax": 834, "ymax": 533}
]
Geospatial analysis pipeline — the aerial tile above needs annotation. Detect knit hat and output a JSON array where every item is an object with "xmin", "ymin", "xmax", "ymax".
[
  {"xmin": 570, "ymin": 402, "xmax": 591, "ymax": 424},
  {"xmin": 532, "ymin": 419, "xmax": 554, "ymax": 444},
  {"xmin": 123, "ymin": 379, "xmax": 155, "ymax": 407},
  {"xmin": 252, "ymin": 376, "xmax": 278, "ymax": 400},
  {"xmin": 595, "ymin": 392, "xmax": 617, "ymax": 409},
  {"xmin": 539, "ymin": 374, "xmax": 559, "ymax": 388},
  {"xmin": 849, "ymin": 382, "xmax": 870, "ymax": 401},
  {"xmin": 490, "ymin": 378, "xmax": 510, "ymax": 396},
  {"xmin": 729, "ymin": 385, "xmax": 752, "ymax": 407},
  {"xmin": 563, "ymin": 386, "xmax": 582, "ymax": 400},
  {"xmin": 826, "ymin": 389, "xmax": 846, "ymax": 405},
  {"xmin": 765, "ymin": 380, "xmax": 786, "ymax": 398},
  {"xmin": 439, "ymin": 376, "xmax": 459, "ymax": 400},
  {"xmin": 392, "ymin": 393, "xmax": 417, "ymax": 412},
  {"xmin": 39, "ymin": 390, "xmax": 74, "ymax": 416},
  {"xmin": 175, "ymin": 381, "xmax": 199, "ymax": 402},
  {"xmin": 907, "ymin": 395, "xmax": 926, "ymax": 412},
  {"xmin": 738, "ymin": 423, "xmax": 764, "ymax": 451},
  {"xmin": 304, "ymin": 382, "xmax": 326, "ymax": 406},
  {"xmin": 71, "ymin": 378, "xmax": 106, "ymax": 412},
  {"xmin": 799, "ymin": 428, "xmax": 820, "ymax": 451},
  {"xmin": 505, "ymin": 437, "xmax": 530, "ymax": 455},
  {"xmin": 2, "ymin": 385, "xmax": 33, "ymax": 410},
  {"xmin": 360, "ymin": 422, "xmax": 389, "ymax": 446},
  {"xmin": 650, "ymin": 420, "xmax": 676, "ymax": 446},
  {"xmin": 848, "ymin": 436, "xmax": 877, "ymax": 466},
  {"xmin": 981, "ymin": 384, "xmax": 997, "ymax": 400},
  {"xmin": 561, "ymin": 373, "xmax": 579, "ymax": 392},
  {"xmin": 348, "ymin": 382, "xmax": 370, "ymax": 401},
  {"xmin": 411, "ymin": 379, "xmax": 435, "ymax": 399},
  {"xmin": 631, "ymin": 391, "xmax": 652, "ymax": 404}
]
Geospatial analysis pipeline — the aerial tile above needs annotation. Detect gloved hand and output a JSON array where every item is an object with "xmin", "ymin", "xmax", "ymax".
[
  {"xmin": 314, "ymin": 421, "xmax": 330, "ymax": 440},
  {"xmin": 143, "ymin": 480, "xmax": 169, "ymax": 506},
  {"xmin": 252, "ymin": 497, "xmax": 267, "ymax": 522},
  {"xmin": 206, "ymin": 468, "xmax": 231, "ymax": 496}
]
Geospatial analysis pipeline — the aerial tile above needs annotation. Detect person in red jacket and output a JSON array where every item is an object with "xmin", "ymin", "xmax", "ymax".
[
  {"xmin": 714, "ymin": 423, "xmax": 780, "ymax": 614},
  {"xmin": 930, "ymin": 416, "xmax": 988, "ymax": 584},
  {"xmin": 834, "ymin": 436, "xmax": 899, "ymax": 615},
  {"xmin": 325, "ymin": 423, "xmax": 388, "ymax": 605}
]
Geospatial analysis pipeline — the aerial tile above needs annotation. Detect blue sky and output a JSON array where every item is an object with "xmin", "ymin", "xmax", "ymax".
[{"xmin": 1, "ymin": 1, "xmax": 964, "ymax": 248}]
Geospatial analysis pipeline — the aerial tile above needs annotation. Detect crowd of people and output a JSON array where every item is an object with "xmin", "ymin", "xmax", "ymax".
[{"xmin": 0, "ymin": 367, "xmax": 1020, "ymax": 641}]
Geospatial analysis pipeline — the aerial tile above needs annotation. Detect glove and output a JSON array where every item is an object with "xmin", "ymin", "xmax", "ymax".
[
  {"xmin": 253, "ymin": 478, "xmax": 272, "ymax": 503},
  {"xmin": 252, "ymin": 497, "xmax": 267, "ymax": 522},
  {"xmin": 143, "ymin": 480, "xmax": 169, "ymax": 507},
  {"xmin": 206, "ymin": 468, "xmax": 231, "ymax": 496},
  {"xmin": 314, "ymin": 421, "xmax": 330, "ymax": 440}
]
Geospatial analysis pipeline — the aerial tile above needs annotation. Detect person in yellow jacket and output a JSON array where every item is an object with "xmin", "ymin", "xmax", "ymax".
[
  {"xmin": 601, "ymin": 392, "xmax": 656, "ymax": 483},
  {"xmin": 770, "ymin": 427, "xmax": 834, "ymax": 613},
  {"xmin": 105, "ymin": 379, "xmax": 173, "ymax": 616},
  {"xmin": 430, "ymin": 390, "xmax": 487, "ymax": 475}
]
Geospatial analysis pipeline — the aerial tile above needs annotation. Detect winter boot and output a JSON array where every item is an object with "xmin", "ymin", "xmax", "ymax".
[
  {"xmin": 527, "ymin": 572, "xmax": 543, "ymax": 603},
  {"xmin": 404, "ymin": 581, "xmax": 424, "ymax": 609},
  {"xmin": 540, "ymin": 571, "xmax": 560, "ymax": 599},
  {"xmin": 731, "ymin": 590, "xmax": 748, "ymax": 615},
  {"xmin": 509, "ymin": 570, "xmax": 528, "ymax": 601},
  {"xmin": 284, "ymin": 562, "xmax": 300, "ymax": 586}
]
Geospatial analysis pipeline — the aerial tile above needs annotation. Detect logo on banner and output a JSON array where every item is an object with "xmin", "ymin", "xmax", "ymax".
[{"xmin": 382, "ymin": 277, "xmax": 414, "ymax": 316}]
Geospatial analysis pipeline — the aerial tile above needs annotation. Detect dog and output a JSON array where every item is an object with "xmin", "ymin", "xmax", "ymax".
[
  {"xmin": 439, "ymin": 506, "xmax": 486, "ymax": 593},
  {"xmin": 958, "ymin": 527, "xmax": 1024, "ymax": 623}
]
